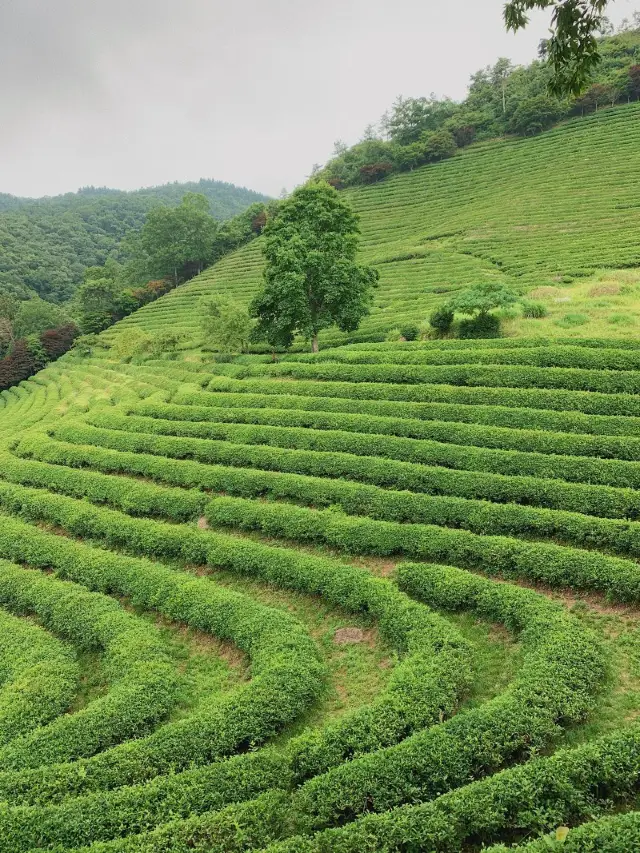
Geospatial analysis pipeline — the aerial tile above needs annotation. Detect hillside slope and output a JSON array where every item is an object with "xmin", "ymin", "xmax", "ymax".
[
  {"xmin": 1, "ymin": 99, "xmax": 640, "ymax": 852},
  {"xmin": 117, "ymin": 102, "xmax": 640, "ymax": 346},
  {"xmin": 0, "ymin": 179, "xmax": 269, "ymax": 302}
]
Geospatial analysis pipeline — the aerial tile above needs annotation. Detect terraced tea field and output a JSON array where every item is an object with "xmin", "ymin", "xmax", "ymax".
[
  {"xmin": 2, "ymin": 333, "xmax": 640, "ymax": 850},
  {"xmin": 112, "ymin": 102, "xmax": 640, "ymax": 348}
]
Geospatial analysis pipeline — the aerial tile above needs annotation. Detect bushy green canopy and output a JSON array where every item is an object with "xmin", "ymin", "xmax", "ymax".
[
  {"xmin": 251, "ymin": 182, "xmax": 379, "ymax": 351},
  {"xmin": 448, "ymin": 281, "xmax": 519, "ymax": 315}
]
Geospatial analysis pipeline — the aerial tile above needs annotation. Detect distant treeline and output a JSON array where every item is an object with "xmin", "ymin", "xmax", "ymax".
[
  {"xmin": 318, "ymin": 25, "xmax": 640, "ymax": 188},
  {"xmin": 0, "ymin": 179, "xmax": 269, "ymax": 303}
]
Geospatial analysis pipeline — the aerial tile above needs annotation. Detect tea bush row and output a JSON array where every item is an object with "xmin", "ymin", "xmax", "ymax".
[
  {"xmin": 15, "ymin": 434, "xmax": 640, "ymax": 557},
  {"xmin": 233, "ymin": 360, "xmax": 640, "ymax": 395},
  {"xmin": 127, "ymin": 401, "xmax": 640, "ymax": 461},
  {"xmin": 204, "ymin": 496, "xmax": 640, "ymax": 602},
  {"xmin": 0, "ymin": 512, "xmax": 323, "ymax": 805},
  {"xmin": 0, "ymin": 558, "xmax": 180, "ymax": 771},
  {"xmin": 0, "ymin": 560, "xmax": 470, "ymax": 850},
  {"xmin": 286, "ymin": 344, "xmax": 640, "ymax": 371},
  {"xmin": 65, "ymin": 416, "xmax": 640, "ymax": 491},
  {"xmin": 176, "ymin": 385, "xmax": 640, "ymax": 437},
  {"xmin": 22, "ymin": 430, "xmax": 640, "ymax": 519},
  {"xmin": 0, "ymin": 607, "xmax": 78, "ymax": 747},
  {"xmin": 202, "ymin": 374, "xmax": 640, "ymax": 417}
]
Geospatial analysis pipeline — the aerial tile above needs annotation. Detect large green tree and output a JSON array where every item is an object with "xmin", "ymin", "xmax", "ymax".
[
  {"xmin": 139, "ymin": 193, "xmax": 218, "ymax": 284},
  {"xmin": 251, "ymin": 182, "xmax": 378, "ymax": 353},
  {"xmin": 504, "ymin": 0, "xmax": 610, "ymax": 95}
]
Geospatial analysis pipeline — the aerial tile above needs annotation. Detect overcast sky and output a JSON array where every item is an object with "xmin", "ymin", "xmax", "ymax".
[{"xmin": 0, "ymin": 0, "xmax": 635, "ymax": 199}]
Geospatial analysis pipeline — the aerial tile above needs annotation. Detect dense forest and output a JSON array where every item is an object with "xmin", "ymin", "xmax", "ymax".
[
  {"xmin": 0, "ymin": 179, "xmax": 269, "ymax": 303},
  {"xmin": 319, "ymin": 22, "xmax": 640, "ymax": 187}
]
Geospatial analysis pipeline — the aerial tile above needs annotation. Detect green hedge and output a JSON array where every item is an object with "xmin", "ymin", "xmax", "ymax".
[
  {"xmin": 262, "ymin": 725, "xmax": 640, "ymax": 852},
  {"xmin": 486, "ymin": 810, "xmax": 640, "ymax": 851},
  {"xmin": 201, "ymin": 374, "xmax": 640, "ymax": 418},
  {"xmin": 162, "ymin": 389, "xmax": 640, "ymax": 438},
  {"xmin": 0, "ymin": 607, "xmax": 78, "ymax": 747},
  {"xmin": 204, "ymin": 496, "xmax": 640, "ymax": 602},
  {"xmin": 284, "ymin": 344, "xmax": 640, "ymax": 371},
  {"xmin": 125, "ymin": 401, "xmax": 640, "ymax": 461},
  {"xmin": 19, "ymin": 431, "xmax": 640, "ymax": 520},
  {"xmin": 228, "ymin": 360, "xmax": 640, "ymax": 395},
  {"xmin": 0, "ymin": 451, "xmax": 206, "ymax": 521},
  {"xmin": 340, "ymin": 337, "xmax": 640, "ymax": 352},
  {"xmin": 0, "ymin": 564, "xmax": 470, "ymax": 852},
  {"xmin": 0, "ymin": 512, "xmax": 323, "ymax": 806},
  {"xmin": 57, "ymin": 561, "xmax": 608, "ymax": 853},
  {"xmin": 0, "ymin": 558, "xmax": 180, "ymax": 772},
  {"xmin": 55, "ymin": 418, "xmax": 640, "ymax": 491},
  {"xmin": 284, "ymin": 561, "xmax": 603, "ymax": 830},
  {"xmin": 17, "ymin": 435, "xmax": 640, "ymax": 557}
]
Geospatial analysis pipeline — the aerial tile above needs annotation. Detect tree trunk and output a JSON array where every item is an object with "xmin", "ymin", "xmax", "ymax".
[{"xmin": 311, "ymin": 334, "xmax": 319, "ymax": 353}]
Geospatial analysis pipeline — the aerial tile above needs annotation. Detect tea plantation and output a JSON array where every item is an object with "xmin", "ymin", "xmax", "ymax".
[
  {"xmin": 114, "ymin": 102, "xmax": 640, "ymax": 347},
  {"xmin": 1, "ymin": 105, "xmax": 640, "ymax": 851}
]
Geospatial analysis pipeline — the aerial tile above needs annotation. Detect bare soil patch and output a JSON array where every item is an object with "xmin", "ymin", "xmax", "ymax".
[{"xmin": 334, "ymin": 627, "xmax": 365, "ymax": 644}]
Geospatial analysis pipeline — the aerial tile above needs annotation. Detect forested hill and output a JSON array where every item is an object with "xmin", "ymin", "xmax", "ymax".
[{"xmin": 0, "ymin": 179, "xmax": 269, "ymax": 303}]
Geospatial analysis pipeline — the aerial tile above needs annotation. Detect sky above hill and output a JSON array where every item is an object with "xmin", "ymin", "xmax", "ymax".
[{"xmin": 0, "ymin": 0, "xmax": 636, "ymax": 199}]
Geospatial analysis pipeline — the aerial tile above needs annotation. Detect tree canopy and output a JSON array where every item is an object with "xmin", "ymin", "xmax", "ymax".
[
  {"xmin": 138, "ymin": 193, "xmax": 218, "ymax": 284},
  {"xmin": 504, "ymin": 0, "xmax": 610, "ymax": 95},
  {"xmin": 200, "ymin": 296, "xmax": 253, "ymax": 355},
  {"xmin": 318, "ymin": 25, "xmax": 640, "ymax": 189},
  {"xmin": 0, "ymin": 180, "xmax": 268, "ymax": 305},
  {"xmin": 251, "ymin": 182, "xmax": 379, "ymax": 352},
  {"xmin": 448, "ymin": 282, "xmax": 520, "ymax": 316}
]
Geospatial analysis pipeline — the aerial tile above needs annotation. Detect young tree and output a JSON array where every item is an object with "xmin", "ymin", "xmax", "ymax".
[
  {"xmin": 73, "ymin": 274, "xmax": 121, "ymax": 333},
  {"xmin": 200, "ymin": 296, "xmax": 253, "ymax": 354},
  {"xmin": 251, "ymin": 182, "xmax": 379, "ymax": 353},
  {"xmin": 448, "ymin": 281, "xmax": 519, "ymax": 316},
  {"xmin": 505, "ymin": 0, "xmax": 610, "ymax": 95}
]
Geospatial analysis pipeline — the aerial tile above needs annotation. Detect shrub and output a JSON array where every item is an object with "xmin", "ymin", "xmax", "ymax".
[
  {"xmin": 428, "ymin": 306, "xmax": 454, "ymax": 334},
  {"xmin": 458, "ymin": 313, "xmax": 501, "ymax": 338},
  {"xmin": 521, "ymin": 300, "xmax": 548, "ymax": 318},
  {"xmin": 359, "ymin": 162, "xmax": 394, "ymax": 183},
  {"xmin": 111, "ymin": 327, "xmax": 153, "ymax": 361},
  {"xmin": 399, "ymin": 323, "xmax": 419, "ymax": 341},
  {"xmin": 555, "ymin": 312, "xmax": 588, "ymax": 328}
]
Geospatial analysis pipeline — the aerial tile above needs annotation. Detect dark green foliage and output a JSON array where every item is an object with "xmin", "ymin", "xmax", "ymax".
[
  {"xmin": 448, "ymin": 281, "xmax": 519, "ymax": 316},
  {"xmin": 505, "ymin": 0, "xmax": 610, "ymax": 95},
  {"xmin": 200, "ymin": 296, "xmax": 252, "ymax": 354},
  {"xmin": 251, "ymin": 183, "xmax": 378, "ymax": 351},
  {"xmin": 138, "ymin": 193, "xmax": 218, "ymax": 284},
  {"xmin": 0, "ymin": 180, "xmax": 268, "ymax": 303},
  {"xmin": 428, "ymin": 305, "xmax": 454, "ymax": 334},
  {"xmin": 458, "ymin": 312, "xmax": 502, "ymax": 338},
  {"xmin": 399, "ymin": 323, "xmax": 419, "ymax": 341}
]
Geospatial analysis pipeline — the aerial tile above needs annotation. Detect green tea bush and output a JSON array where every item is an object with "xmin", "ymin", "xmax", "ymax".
[
  {"xmin": 458, "ymin": 312, "xmax": 501, "ymax": 338},
  {"xmin": 0, "ymin": 559, "xmax": 180, "ymax": 771},
  {"xmin": 203, "ymin": 496, "xmax": 640, "ymax": 601},
  {"xmin": 399, "ymin": 323, "xmax": 419, "ymax": 341},
  {"xmin": 21, "ymin": 429, "xmax": 640, "ymax": 520},
  {"xmin": 0, "ymin": 608, "xmax": 78, "ymax": 747}
]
